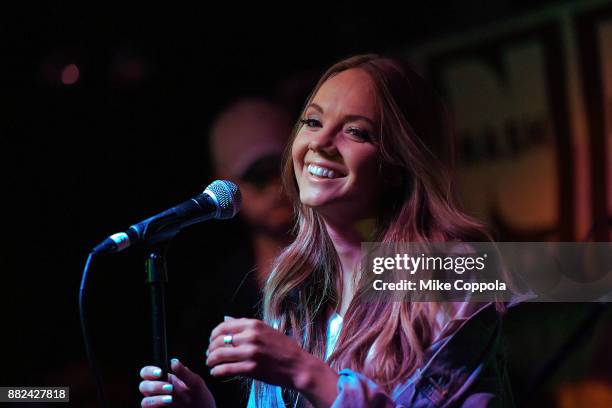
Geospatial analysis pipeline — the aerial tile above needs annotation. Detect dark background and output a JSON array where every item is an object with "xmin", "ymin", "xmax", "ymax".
[{"xmin": 2, "ymin": 1, "xmax": 610, "ymax": 407}]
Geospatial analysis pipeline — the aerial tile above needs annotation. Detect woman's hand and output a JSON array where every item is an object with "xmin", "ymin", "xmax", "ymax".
[
  {"xmin": 206, "ymin": 318, "xmax": 338, "ymax": 407},
  {"xmin": 139, "ymin": 358, "xmax": 216, "ymax": 408}
]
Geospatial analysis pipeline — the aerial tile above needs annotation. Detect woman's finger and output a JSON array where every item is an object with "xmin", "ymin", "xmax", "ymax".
[
  {"xmin": 140, "ymin": 366, "xmax": 164, "ymax": 380},
  {"xmin": 210, "ymin": 318, "xmax": 264, "ymax": 342},
  {"xmin": 167, "ymin": 373, "xmax": 187, "ymax": 391},
  {"xmin": 210, "ymin": 361, "xmax": 257, "ymax": 377},
  {"xmin": 170, "ymin": 358, "xmax": 203, "ymax": 390},
  {"xmin": 207, "ymin": 328, "xmax": 257, "ymax": 355},
  {"xmin": 140, "ymin": 395, "xmax": 173, "ymax": 407},
  {"xmin": 206, "ymin": 343, "xmax": 256, "ymax": 367},
  {"xmin": 138, "ymin": 380, "xmax": 173, "ymax": 397}
]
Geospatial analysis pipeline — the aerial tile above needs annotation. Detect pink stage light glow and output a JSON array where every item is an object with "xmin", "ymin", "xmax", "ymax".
[{"xmin": 61, "ymin": 64, "xmax": 80, "ymax": 85}]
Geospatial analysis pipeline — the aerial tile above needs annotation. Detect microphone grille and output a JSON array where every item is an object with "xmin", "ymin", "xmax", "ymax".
[{"xmin": 205, "ymin": 180, "xmax": 241, "ymax": 219}]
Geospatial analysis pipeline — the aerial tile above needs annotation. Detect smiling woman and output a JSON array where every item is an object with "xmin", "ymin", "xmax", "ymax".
[
  {"xmin": 292, "ymin": 68, "xmax": 382, "ymax": 222},
  {"xmin": 137, "ymin": 55, "xmax": 512, "ymax": 408}
]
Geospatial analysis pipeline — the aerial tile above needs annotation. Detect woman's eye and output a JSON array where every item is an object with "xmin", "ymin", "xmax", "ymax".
[
  {"xmin": 299, "ymin": 118, "xmax": 322, "ymax": 128},
  {"xmin": 346, "ymin": 126, "xmax": 371, "ymax": 142}
]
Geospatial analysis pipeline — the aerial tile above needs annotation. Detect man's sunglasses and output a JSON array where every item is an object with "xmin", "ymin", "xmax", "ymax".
[{"xmin": 240, "ymin": 154, "xmax": 283, "ymax": 190}]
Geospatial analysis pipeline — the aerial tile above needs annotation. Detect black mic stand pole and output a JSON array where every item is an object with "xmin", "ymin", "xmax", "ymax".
[{"xmin": 145, "ymin": 244, "xmax": 170, "ymax": 374}]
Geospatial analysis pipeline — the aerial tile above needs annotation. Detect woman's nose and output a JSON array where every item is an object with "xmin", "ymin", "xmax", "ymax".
[{"xmin": 308, "ymin": 128, "xmax": 338, "ymax": 155}]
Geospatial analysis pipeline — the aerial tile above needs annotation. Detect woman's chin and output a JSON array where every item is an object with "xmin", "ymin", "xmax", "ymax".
[
  {"xmin": 300, "ymin": 196, "xmax": 329, "ymax": 209},
  {"xmin": 299, "ymin": 191, "xmax": 335, "ymax": 209}
]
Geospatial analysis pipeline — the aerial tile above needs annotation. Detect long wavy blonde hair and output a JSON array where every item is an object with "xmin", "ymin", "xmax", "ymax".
[{"xmin": 253, "ymin": 54, "xmax": 496, "ymax": 405}]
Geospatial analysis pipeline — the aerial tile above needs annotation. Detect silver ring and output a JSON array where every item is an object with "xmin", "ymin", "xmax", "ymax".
[{"xmin": 223, "ymin": 334, "xmax": 234, "ymax": 346}]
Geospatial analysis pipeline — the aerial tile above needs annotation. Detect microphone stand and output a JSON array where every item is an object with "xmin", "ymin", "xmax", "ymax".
[
  {"xmin": 81, "ymin": 180, "xmax": 240, "ymax": 406},
  {"xmin": 145, "ymin": 244, "xmax": 170, "ymax": 374}
]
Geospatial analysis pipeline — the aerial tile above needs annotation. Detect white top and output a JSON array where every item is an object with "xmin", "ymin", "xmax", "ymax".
[{"xmin": 325, "ymin": 312, "xmax": 344, "ymax": 360}]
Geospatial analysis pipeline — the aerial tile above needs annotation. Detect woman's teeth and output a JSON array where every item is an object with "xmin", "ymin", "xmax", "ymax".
[{"xmin": 307, "ymin": 164, "xmax": 339, "ymax": 179}]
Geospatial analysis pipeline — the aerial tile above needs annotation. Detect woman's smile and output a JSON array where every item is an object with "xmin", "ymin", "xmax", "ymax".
[{"xmin": 307, "ymin": 164, "xmax": 341, "ymax": 179}]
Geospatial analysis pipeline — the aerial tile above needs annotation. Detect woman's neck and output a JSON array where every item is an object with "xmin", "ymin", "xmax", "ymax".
[{"xmin": 323, "ymin": 217, "xmax": 375, "ymax": 316}]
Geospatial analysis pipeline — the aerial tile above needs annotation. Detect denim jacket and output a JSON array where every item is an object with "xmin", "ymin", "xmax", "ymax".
[{"xmin": 248, "ymin": 302, "xmax": 512, "ymax": 407}]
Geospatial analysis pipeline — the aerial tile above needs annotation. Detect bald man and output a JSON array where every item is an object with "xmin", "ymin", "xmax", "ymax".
[{"xmin": 209, "ymin": 97, "xmax": 294, "ymax": 285}]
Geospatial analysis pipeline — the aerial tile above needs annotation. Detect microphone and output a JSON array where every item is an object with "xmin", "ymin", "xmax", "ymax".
[{"xmin": 92, "ymin": 180, "xmax": 241, "ymax": 254}]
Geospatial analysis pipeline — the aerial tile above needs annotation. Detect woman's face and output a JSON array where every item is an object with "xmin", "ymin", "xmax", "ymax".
[{"xmin": 292, "ymin": 68, "xmax": 383, "ymax": 221}]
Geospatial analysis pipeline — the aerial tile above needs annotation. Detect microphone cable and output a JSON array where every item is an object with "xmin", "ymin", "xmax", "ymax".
[{"xmin": 79, "ymin": 252, "xmax": 108, "ymax": 408}]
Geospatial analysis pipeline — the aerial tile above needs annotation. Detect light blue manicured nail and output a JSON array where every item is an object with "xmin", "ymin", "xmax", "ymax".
[
  {"xmin": 224, "ymin": 315, "xmax": 235, "ymax": 321},
  {"xmin": 162, "ymin": 384, "xmax": 173, "ymax": 392},
  {"xmin": 153, "ymin": 368, "xmax": 162, "ymax": 377},
  {"xmin": 206, "ymin": 349, "xmax": 209, "ymax": 357},
  {"xmin": 162, "ymin": 395, "xmax": 173, "ymax": 403},
  {"xmin": 170, "ymin": 358, "xmax": 179, "ymax": 365}
]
